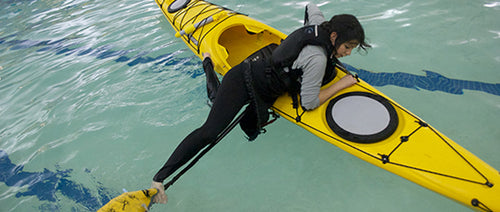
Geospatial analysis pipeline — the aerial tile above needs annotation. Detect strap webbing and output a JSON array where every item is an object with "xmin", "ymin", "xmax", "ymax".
[{"xmin": 164, "ymin": 112, "xmax": 245, "ymax": 190}]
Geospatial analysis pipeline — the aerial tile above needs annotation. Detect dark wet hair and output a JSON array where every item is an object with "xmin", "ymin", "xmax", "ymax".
[{"xmin": 320, "ymin": 14, "xmax": 371, "ymax": 53}]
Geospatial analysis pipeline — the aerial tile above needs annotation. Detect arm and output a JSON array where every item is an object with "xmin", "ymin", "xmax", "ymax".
[
  {"xmin": 296, "ymin": 46, "xmax": 327, "ymax": 110},
  {"xmin": 298, "ymin": 50, "xmax": 357, "ymax": 110},
  {"xmin": 297, "ymin": 4, "xmax": 328, "ymax": 110},
  {"xmin": 299, "ymin": 3, "xmax": 357, "ymax": 110},
  {"xmin": 318, "ymin": 75, "xmax": 358, "ymax": 105},
  {"xmin": 304, "ymin": 3, "xmax": 326, "ymax": 25}
]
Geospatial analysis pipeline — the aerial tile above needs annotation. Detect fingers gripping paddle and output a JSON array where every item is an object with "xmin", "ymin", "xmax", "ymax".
[{"xmin": 98, "ymin": 112, "xmax": 245, "ymax": 211}]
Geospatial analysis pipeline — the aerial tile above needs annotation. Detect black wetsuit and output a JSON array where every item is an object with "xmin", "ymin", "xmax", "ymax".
[
  {"xmin": 153, "ymin": 24, "xmax": 336, "ymax": 183},
  {"xmin": 153, "ymin": 55, "xmax": 283, "ymax": 182}
]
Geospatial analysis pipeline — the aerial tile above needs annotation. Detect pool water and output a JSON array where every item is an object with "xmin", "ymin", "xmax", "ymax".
[{"xmin": 1, "ymin": 0, "xmax": 499, "ymax": 211}]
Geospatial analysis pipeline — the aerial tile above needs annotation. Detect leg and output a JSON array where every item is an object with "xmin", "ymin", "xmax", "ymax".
[
  {"xmin": 202, "ymin": 53, "xmax": 220, "ymax": 103},
  {"xmin": 153, "ymin": 64, "xmax": 250, "ymax": 183}
]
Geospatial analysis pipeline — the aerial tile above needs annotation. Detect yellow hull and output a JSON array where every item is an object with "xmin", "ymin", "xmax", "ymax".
[{"xmin": 155, "ymin": 0, "xmax": 500, "ymax": 211}]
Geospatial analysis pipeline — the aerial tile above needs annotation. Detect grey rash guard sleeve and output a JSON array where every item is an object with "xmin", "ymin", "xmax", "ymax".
[{"xmin": 291, "ymin": 3, "xmax": 330, "ymax": 110}]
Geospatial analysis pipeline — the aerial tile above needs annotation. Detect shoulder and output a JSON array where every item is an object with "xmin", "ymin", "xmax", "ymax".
[
  {"xmin": 294, "ymin": 45, "xmax": 328, "ymax": 70},
  {"xmin": 299, "ymin": 45, "xmax": 328, "ymax": 63}
]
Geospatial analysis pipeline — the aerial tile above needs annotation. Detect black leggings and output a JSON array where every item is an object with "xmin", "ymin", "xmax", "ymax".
[{"xmin": 153, "ymin": 62, "xmax": 253, "ymax": 182}]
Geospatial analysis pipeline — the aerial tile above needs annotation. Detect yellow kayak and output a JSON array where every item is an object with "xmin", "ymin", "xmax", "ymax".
[{"xmin": 155, "ymin": 0, "xmax": 499, "ymax": 211}]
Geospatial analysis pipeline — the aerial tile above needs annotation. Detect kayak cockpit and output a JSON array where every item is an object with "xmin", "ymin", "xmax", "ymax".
[{"xmin": 217, "ymin": 24, "xmax": 283, "ymax": 68}]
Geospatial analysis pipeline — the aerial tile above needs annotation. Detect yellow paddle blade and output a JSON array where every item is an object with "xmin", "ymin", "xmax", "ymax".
[{"xmin": 98, "ymin": 188, "xmax": 158, "ymax": 212}]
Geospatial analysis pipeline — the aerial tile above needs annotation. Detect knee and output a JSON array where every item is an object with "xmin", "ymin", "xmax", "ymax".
[{"xmin": 196, "ymin": 127, "xmax": 218, "ymax": 145}]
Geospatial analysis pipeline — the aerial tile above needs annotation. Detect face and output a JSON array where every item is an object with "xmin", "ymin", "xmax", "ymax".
[
  {"xmin": 330, "ymin": 32, "xmax": 359, "ymax": 58},
  {"xmin": 335, "ymin": 41, "xmax": 359, "ymax": 58}
]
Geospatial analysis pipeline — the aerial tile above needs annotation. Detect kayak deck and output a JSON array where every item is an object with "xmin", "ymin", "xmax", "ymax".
[
  {"xmin": 155, "ymin": 0, "xmax": 500, "ymax": 211},
  {"xmin": 156, "ymin": 0, "xmax": 285, "ymax": 73}
]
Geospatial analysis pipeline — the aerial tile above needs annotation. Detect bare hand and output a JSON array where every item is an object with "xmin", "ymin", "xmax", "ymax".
[
  {"xmin": 337, "ymin": 74, "xmax": 358, "ymax": 88},
  {"xmin": 202, "ymin": 52, "xmax": 211, "ymax": 59},
  {"xmin": 318, "ymin": 74, "xmax": 358, "ymax": 106},
  {"xmin": 151, "ymin": 181, "xmax": 168, "ymax": 204}
]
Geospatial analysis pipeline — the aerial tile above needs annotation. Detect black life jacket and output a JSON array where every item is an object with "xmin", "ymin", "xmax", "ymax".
[{"xmin": 271, "ymin": 25, "xmax": 338, "ymax": 108}]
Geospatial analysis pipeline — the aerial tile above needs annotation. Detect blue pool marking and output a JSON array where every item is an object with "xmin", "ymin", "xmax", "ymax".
[
  {"xmin": 0, "ymin": 150, "xmax": 115, "ymax": 211},
  {"xmin": 1, "ymin": 34, "xmax": 498, "ymax": 96},
  {"xmin": 1, "ymin": 35, "xmax": 499, "ymax": 210},
  {"xmin": 344, "ymin": 64, "xmax": 500, "ymax": 96},
  {"xmin": 0, "ymin": 34, "xmax": 202, "ymax": 76}
]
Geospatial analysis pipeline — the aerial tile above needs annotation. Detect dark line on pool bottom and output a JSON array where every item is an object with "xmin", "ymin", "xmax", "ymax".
[
  {"xmin": 1, "ymin": 34, "xmax": 498, "ymax": 96},
  {"xmin": 344, "ymin": 64, "xmax": 500, "ymax": 96},
  {"xmin": 1, "ymin": 35, "xmax": 500, "ymax": 210},
  {"xmin": 0, "ymin": 150, "xmax": 116, "ymax": 211}
]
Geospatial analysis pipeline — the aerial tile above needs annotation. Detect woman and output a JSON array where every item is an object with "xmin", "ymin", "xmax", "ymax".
[{"xmin": 151, "ymin": 3, "xmax": 371, "ymax": 203}]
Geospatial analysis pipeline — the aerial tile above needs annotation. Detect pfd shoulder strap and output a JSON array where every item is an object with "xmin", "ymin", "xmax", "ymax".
[{"xmin": 272, "ymin": 25, "xmax": 333, "ymax": 69}]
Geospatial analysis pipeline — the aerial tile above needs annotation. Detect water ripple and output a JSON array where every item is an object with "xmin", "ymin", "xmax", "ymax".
[
  {"xmin": 0, "ymin": 0, "xmax": 498, "ymax": 211},
  {"xmin": 361, "ymin": 2, "xmax": 412, "ymax": 21},
  {"xmin": 483, "ymin": 2, "xmax": 500, "ymax": 8}
]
